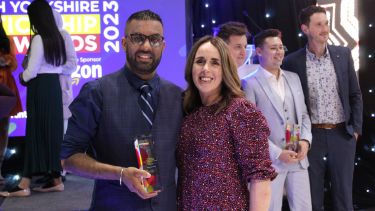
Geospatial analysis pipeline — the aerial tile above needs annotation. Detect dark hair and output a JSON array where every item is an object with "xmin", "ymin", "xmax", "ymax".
[
  {"xmin": 216, "ymin": 21, "xmax": 250, "ymax": 43},
  {"xmin": 183, "ymin": 36, "xmax": 244, "ymax": 115},
  {"xmin": 253, "ymin": 29, "xmax": 282, "ymax": 48},
  {"xmin": 27, "ymin": 0, "xmax": 66, "ymax": 66},
  {"xmin": 125, "ymin": 10, "xmax": 163, "ymax": 34},
  {"xmin": 299, "ymin": 5, "xmax": 326, "ymax": 26},
  {"xmin": 0, "ymin": 14, "xmax": 10, "ymax": 54}
]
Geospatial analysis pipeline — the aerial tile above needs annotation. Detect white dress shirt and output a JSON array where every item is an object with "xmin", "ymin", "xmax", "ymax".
[
  {"xmin": 260, "ymin": 66, "xmax": 285, "ymax": 102},
  {"xmin": 22, "ymin": 35, "xmax": 63, "ymax": 82}
]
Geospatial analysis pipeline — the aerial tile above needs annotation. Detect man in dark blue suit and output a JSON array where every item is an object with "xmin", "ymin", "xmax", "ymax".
[
  {"xmin": 282, "ymin": 5, "xmax": 363, "ymax": 211},
  {"xmin": 61, "ymin": 10, "xmax": 183, "ymax": 210}
]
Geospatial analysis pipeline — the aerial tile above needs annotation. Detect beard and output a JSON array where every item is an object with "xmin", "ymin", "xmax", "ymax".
[{"xmin": 126, "ymin": 49, "xmax": 162, "ymax": 76}]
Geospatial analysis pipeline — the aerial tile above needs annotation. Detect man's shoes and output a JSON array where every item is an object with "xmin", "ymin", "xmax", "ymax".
[
  {"xmin": 33, "ymin": 182, "xmax": 64, "ymax": 193},
  {"xmin": 0, "ymin": 186, "xmax": 31, "ymax": 197}
]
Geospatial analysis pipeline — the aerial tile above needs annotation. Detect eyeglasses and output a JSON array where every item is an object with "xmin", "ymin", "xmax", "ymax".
[{"xmin": 126, "ymin": 33, "xmax": 164, "ymax": 47}]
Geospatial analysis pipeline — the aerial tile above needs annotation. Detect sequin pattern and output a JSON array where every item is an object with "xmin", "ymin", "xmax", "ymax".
[{"xmin": 177, "ymin": 97, "xmax": 277, "ymax": 210}]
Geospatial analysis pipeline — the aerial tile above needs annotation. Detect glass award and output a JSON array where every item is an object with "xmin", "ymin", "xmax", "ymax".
[
  {"xmin": 134, "ymin": 135, "xmax": 162, "ymax": 193},
  {"xmin": 285, "ymin": 123, "xmax": 300, "ymax": 152}
]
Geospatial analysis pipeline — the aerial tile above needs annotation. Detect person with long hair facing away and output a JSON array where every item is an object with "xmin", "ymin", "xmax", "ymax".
[
  {"xmin": 176, "ymin": 36, "xmax": 277, "ymax": 210},
  {"xmin": 0, "ymin": 0, "xmax": 66, "ymax": 197},
  {"xmin": 0, "ymin": 13, "xmax": 23, "ymax": 185}
]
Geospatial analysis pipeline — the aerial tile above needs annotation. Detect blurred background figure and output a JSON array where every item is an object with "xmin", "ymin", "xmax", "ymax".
[
  {"xmin": 52, "ymin": 9, "xmax": 77, "ymax": 136},
  {"xmin": 0, "ymin": 13, "xmax": 23, "ymax": 185},
  {"xmin": 55, "ymin": 9, "xmax": 77, "ymax": 182},
  {"xmin": 177, "ymin": 36, "xmax": 276, "ymax": 210},
  {"xmin": 35, "ymin": 9, "xmax": 77, "ymax": 185},
  {"xmin": 216, "ymin": 21, "xmax": 258, "ymax": 79},
  {"xmin": 0, "ymin": 0, "xmax": 66, "ymax": 197}
]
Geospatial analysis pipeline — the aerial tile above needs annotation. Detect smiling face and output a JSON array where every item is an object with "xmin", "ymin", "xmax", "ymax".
[
  {"xmin": 302, "ymin": 12, "xmax": 330, "ymax": 45},
  {"xmin": 122, "ymin": 19, "xmax": 165, "ymax": 80},
  {"xmin": 227, "ymin": 35, "xmax": 247, "ymax": 67},
  {"xmin": 192, "ymin": 42, "xmax": 223, "ymax": 105},
  {"xmin": 256, "ymin": 36, "xmax": 285, "ymax": 72}
]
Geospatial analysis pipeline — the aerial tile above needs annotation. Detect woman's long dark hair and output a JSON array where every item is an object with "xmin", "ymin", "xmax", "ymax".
[
  {"xmin": 27, "ymin": 0, "xmax": 66, "ymax": 66},
  {"xmin": 0, "ymin": 13, "xmax": 10, "ymax": 54}
]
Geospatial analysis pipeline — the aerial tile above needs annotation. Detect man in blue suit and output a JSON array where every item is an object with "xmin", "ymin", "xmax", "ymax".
[
  {"xmin": 243, "ymin": 29, "xmax": 312, "ymax": 210},
  {"xmin": 61, "ymin": 10, "xmax": 183, "ymax": 210},
  {"xmin": 282, "ymin": 5, "xmax": 363, "ymax": 211}
]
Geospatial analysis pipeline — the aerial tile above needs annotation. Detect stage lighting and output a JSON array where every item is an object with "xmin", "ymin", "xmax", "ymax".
[
  {"xmin": 10, "ymin": 148, "xmax": 16, "ymax": 155},
  {"xmin": 13, "ymin": 175, "xmax": 20, "ymax": 181}
]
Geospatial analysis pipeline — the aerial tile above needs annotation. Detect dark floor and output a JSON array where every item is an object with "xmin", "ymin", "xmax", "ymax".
[
  {"xmin": 0, "ymin": 174, "xmax": 93, "ymax": 211},
  {"xmin": 1, "ymin": 175, "xmax": 374, "ymax": 211}
]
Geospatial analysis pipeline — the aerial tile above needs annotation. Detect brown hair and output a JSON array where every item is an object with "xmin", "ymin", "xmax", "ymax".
[
  {"xmin": 299, "ymin": 5, "xmax": 326, "ymax": 26},
  {"xmin": 183, "ymin": 35, "xmax": 244, "ymax": 115},
  {"xmin": 216, "ymin": 21, "xmax": 250, "ymax": 43}
]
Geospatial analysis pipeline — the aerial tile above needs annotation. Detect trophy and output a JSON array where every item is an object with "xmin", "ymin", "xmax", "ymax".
[
  {"xmin": 134, "ymin": 135, "xmax": 162, "ymax": 193},
  {"xmin": 285, "ymin": 124, "xmax": 300, "ymax": 152}
]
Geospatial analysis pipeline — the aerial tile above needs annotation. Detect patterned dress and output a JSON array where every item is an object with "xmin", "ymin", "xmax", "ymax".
[{"xmin": 177, "ymin": 97, "xmax": 277, "ymax": 210}]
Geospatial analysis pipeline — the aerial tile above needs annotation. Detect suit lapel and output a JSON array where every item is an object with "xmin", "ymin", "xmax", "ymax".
[
  {"xmin": 297, "ymin": 48, "xmax": 308, "ymax": 98},
  {"xmin": 283, "ymin": 72, "xmax": 301, "ymax": 124},
  {"xmin": 328, "ymin": 45, "xmax": 344, "ymax": 95},
  {"xmin": 254, "ymin": 70, "xmax": 284, "ymax": 119}
]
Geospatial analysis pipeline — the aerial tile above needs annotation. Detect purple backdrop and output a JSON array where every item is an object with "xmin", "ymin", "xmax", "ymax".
[{"xmin": 0, "ymin": 0, "xmax": 187, "ymax": 137}]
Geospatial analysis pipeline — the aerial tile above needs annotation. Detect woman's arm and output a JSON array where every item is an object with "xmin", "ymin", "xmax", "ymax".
[
  {"xmin": 22, "ymin": 35, "xmax": 44, "ymax": 82},
  {"xmin": 248, "ymin": 179, "xmax": 271, "ymax": 211}
]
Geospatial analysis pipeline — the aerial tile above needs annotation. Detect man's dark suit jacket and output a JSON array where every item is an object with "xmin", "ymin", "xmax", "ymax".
[
  {"xmin": 62, "ymin": 68, "xmax": 183, "ymax": 210},
  {"xmin": 282, "ymin": 45, "xmax": 363, "ymax": 136}
]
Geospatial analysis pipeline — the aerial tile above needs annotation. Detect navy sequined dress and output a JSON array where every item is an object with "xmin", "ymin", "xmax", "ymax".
[{"xmin": 177, "ymin": 97, "xmax": 277, "ymax": 210}]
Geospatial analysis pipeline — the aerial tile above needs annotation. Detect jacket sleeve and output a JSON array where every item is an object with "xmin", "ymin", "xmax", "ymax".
[{"xmin": 346, "ymin": 48, "xmax": 363, "ymax": 134}]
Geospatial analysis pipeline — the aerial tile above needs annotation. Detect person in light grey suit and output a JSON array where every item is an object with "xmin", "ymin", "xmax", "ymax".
[
  {"xmin": 242, "ymin": 29, "xmax": 312, "ymax": 211},
  {"xmin": 282, "ymin": 6, "xmax": 362, "ymax": 211}
]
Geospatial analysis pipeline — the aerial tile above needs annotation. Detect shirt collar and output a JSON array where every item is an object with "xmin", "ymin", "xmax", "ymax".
[
  {"xmin": 306, "ymin": 45, "xmax": 330, "ymax": 60},
  {"xmin": 259, "ymin": 66, "xmax": 284, "ymax": 81},
  {"xmin": 124, "ymin": 65, "xmax": 160, "ymax": 91}
]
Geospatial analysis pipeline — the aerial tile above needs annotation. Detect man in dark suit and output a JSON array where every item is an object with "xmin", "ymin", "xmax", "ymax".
[
  {"xmin": 282, "ymin": 5, "xmax": 363, "ymax": 211},
  {"xmin": 61, "ymin": 10, "xmax": 183, "ymax": 210}
]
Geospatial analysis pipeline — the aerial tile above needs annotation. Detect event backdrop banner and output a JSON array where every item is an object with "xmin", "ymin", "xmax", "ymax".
[{"xmin": 0, "ymin": 0, "xmax": 187, "ymax": 137}]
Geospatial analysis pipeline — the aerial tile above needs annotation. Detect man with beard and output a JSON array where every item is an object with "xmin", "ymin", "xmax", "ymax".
[
  {"xmin": 282, "ymin": 5, "xmax": 362, "ymax": 211},
  {"xmin": 61, "ymin": 10, "xmax": 183, "ymax": 210}
]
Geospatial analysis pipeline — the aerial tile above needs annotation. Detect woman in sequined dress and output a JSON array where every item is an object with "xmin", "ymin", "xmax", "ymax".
[{"xmin": 176, "ymin": 36, "xmax": 277, "ymax": 210}]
